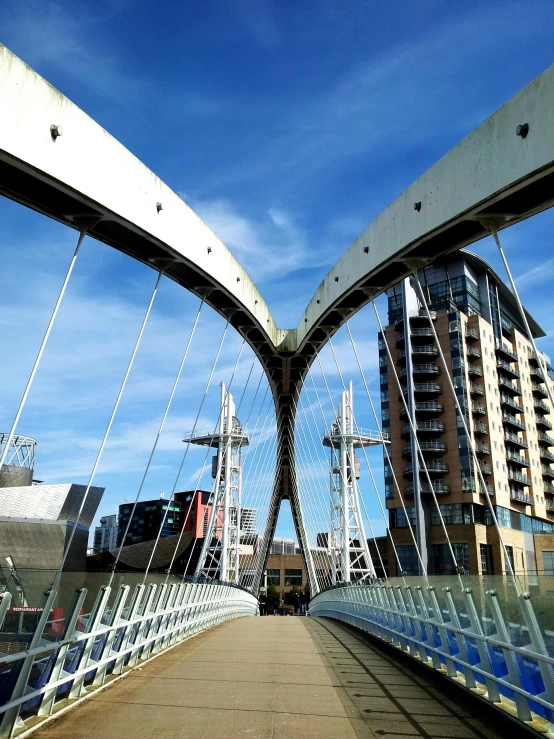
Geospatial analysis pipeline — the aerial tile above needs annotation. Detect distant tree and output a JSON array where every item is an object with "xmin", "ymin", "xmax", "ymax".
[
  {"xmin": 289, "ymin": 585, "xmax": 301, "ymax": 595},
  {"xmin": 267, "ymin": 584, "xmax": 278, "ymax": 598}
]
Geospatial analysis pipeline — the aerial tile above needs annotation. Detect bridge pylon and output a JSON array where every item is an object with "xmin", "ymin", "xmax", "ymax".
[
  {"xmin": 323, "ymin": 381, "xmax": 381, "ymax": 584},
  {"xmin": 193, "ymin": 383, "xmax": 249, "ymax": 582}
]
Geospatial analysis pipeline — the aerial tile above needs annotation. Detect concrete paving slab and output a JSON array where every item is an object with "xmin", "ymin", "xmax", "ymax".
[{"xmin": 33, "ymin": 615, "xmax": 526, "ymax": 739}]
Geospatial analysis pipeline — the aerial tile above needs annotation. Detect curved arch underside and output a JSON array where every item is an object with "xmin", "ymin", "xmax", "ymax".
[{"xmin": 2, "ymin": 44, "xmax": 554, "ymax": 590}]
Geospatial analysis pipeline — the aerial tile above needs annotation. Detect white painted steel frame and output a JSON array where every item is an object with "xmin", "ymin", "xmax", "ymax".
[
  {"xmin": 310, "ymin": 583, "xmax": 554, "ymax": 733},
  {"xmin": 0, "ymin": 582, "xmax": 257, "ymax": 737}
]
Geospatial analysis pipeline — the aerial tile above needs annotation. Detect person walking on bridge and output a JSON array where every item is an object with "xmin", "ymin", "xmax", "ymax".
[{"xmin": 258, "ymin": 589, "xmax": 267, "ymax": 616}]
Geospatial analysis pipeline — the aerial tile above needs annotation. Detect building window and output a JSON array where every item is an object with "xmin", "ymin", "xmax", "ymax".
[
  {"xmin": 267, "ymin": 569, "xmax": 280, "ymax": 586},
  {"xmin": 396, "ymin": 545, "xmax": 419, "ymax": 575},
  {"xmin": 433, "ymin": 543, "xmax": 470, "ymax": 575},
  {"xmin": 504, "ymin": 545, "xmax": 515, "ymax": 573},
  {"xmin": 480, "ymin": 543, "xmax": 494, "ymax": 575},
  {"xmin": 284, "ymin": 569, "xmax": 302, "ymax": 586},
  {"xmin": 542, "ymin": 551, "xmax": 554, "ymax": 576}
]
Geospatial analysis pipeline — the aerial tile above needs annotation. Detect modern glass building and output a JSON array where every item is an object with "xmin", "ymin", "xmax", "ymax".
[{"xmin": 380, "ymin": 250, "xmax": 554, "ymax": 578}]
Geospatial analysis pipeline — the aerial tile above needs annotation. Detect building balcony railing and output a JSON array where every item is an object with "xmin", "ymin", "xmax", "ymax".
[
  {"xmin": 410, "ymin": 382, "xmax": 442, "ymax": 393},
  {"xmin": 475, "ymin": 442, "xmax": 490, "ymax": 454},
  {"xmin": 507, "ymin": 451, "xmax": 530, "ymax": 468},
  {"xmin": 473, "ymin": 422, "xmax": 488, "ymax": 435},
  {"xmin": 481, "ymin": 463, "xmax": 493, "ymax": 475},
  {"xmin": 498, "ymin": 376, "xmax": 522, "ymax": 395},
  {"xmin": 507, "ymin": 470, "xmax": 532, "ymax": 486},
  {"xmin": 510, "ymin": 488, "xmax": 534, "ymax": 505},
  {"xmin": 465, "ymin": 327, "xmax": 480, "ymax": 341},
  {"xmin": 402, "ymin": 440, "xmax": 446, "ymax": 457},
  {"xmin": 502, "ymin": 413, "xmax": 526, "ymax": 431},
  {"xmin": 405, "ymin": 482, "xmax": 450, "ymax": 496},
  {"xmin": 540, "ymin": 448, "xmax": 554, "ymax": 463},
  {"xmin": 535, "ymin": 398, "xmax": 550, "ymax": 414},
  {"xmin": 545, "ymin": 482, "xmax": 554, "ymax": 495},
  {"xmin": 497, "ymin": 359, "xmax": 520, "ymax": 378},
  {"xmin": 495, "ymin": 340, "xmax": 518, "ymax": 363},
  {"xmin": 530, "ymin": 365, "xmax": 546, "ymax": 381},
  {"xmin": 504, "ymin": 432, "xmax": 528, "ymax": 449},
  {"xmin": 500, "ymin": 394, "xmax": 524, "ymax": 413},
  {"xmin": 394, "ymin": 309, "xmax": 437, "ymax": 330},
  {"xmin": 412, "ymin": 364, "xmax": 441, "ymax": 375},
  {"xmin": 401, "ymin": 421, "xmax": 445, "ymax": 437},
  {"xmin": 546, "ymin": 498, "xmax": 554, "ymax": 512},
  {"xmin": 462, "ymin": 480, "xmax": 494, "ymax": 494},
  {"xmin": 536, "ymin": 415, "xmax": 553, "ymax": 431},
  {"xmin": 400, "ymin": 402, "xmax": 444, "ymax": 419},
  {"xmin": 470, "ymin": 382, "xmax": 485, "ymax": 396},
  {"xmin": 467, "ymin": 346, "xmax": 481, "ymax": 358},
  {"xmin": 532, "ymin": 381, "xmax": 548, "ymax": 399},
  {"xmin": 538, "ymin": 431, "xmax": 554, "ymax": 447},
  {"xmin": 411, "ymin": 346, "xmax": 439, "ymax": 356},
  {"xmin": 468, "ymin": 363, "xmax": 483, "ymax": 377},
  {"xmin": 472, "ymin": 402, "xmax": 486, "ymax": 415},
  {"xmin": 403, "ymin": 461, "xmax": 449, "ymax": 476},
  {"xmin": 542, "ymin": 464, "xmax": 554, "ymax": 479}
]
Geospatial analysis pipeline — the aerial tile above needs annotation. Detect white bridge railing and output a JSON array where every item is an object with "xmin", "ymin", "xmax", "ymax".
[
  {"xmin": 0, "ymin": 577, "xmax": 257, "ymax": 737},
  {"xmin": 310, "ymin": 577, "xmax": 554, "ymax": 734}
]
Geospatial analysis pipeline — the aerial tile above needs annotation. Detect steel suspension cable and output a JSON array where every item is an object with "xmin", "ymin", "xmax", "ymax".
[
  {"xmin": 345, "ymin": 320, "xmax": 415, "ymax": 578},
  {"xmin": 312, "ymin": 351, "xmax": 381, "ymax": 580},
  {"xmin": 109, "ymin": 297, "xmax": 205, "ymax": 585},
  {"xmin": 326, "ymin": 337, "xmax": 398, "ymax": 580},
  {"xmin": 183, "ymin": 368, "xmax": 267, "ymax": 574},
  {"xmin": 410, "ymin": 271, "xmax": 521, "ymax": 591},
  {"xmin": 54, "ymin": 267, "xmax": 164, "ymax": 589},
  {"xmin": 488, "ymin": 222, "xmax": 554, "ymax": 412},
  {"xmin": 0, "ymin": 228, "xmax": 87, "ymax": 474},
  {"xmin": 140, "ymin": 321, "xmax": 232, "ymax": 583},
  {"xmin": 371, "ymin": 300, "xmax": 462, "ymax": 585}
]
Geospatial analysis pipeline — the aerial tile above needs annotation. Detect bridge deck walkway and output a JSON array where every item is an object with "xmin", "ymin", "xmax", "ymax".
[{"xmin": 33, "ymin": 616, "xmax": 523, "ymax": 739}]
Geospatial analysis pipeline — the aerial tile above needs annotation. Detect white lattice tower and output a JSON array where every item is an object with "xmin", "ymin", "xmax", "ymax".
[
  {"xmin": 324, "ymin": 382, "xmax": 377, "ymax": 583},
  {"xmin": 196, "ymin": 383, "xmax": 248, "ymax": 582}
]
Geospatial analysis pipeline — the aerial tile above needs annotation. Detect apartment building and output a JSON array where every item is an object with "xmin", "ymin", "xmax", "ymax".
[{"xmin": 380, "ymin": 251, "xmax": 554, "ymax": 578}]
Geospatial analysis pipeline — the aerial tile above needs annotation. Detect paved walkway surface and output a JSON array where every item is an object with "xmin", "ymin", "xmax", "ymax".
[{"xmin": 34, "ymin": 616, "xmax": 523, "ymax": 739}]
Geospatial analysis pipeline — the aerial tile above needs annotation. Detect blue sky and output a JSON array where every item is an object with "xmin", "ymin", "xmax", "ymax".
[{"xmin": 1, "ymin": 0, "xmax": 554, "ymax": 546}]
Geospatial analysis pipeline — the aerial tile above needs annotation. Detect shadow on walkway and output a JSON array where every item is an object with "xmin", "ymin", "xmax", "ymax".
[{"xmin": 32, "ymin": 615, "xmax": 533, "ymax": 739}]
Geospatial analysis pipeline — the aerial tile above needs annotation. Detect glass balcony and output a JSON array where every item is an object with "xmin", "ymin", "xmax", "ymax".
[
  {"xmin": 502, "ymin": 413, "xmax": 526, "ymax": 431},
  {"xmin": 463, "ymin": 480, "xmax": 494, "ymax": 494},
  {"xmin": 411, "ymin": 382, "xmax": 442, "ymax": 393},
  {"xmin": 472, "ymin": 402, "xmax": 486, "ymax": 415},
  {"xmin": 412, "ymin": 364, "xmax": 441, "ymax": 374},
  {"xmin": 475, "ymin": 442, "xmax": 490, "ymax": 454},
  {"xmin": 468, "ymin": 363, "xmax": 483, "ymax": 377},
  {"xmin": 538, "ymin": 431, "xmax": 554, "ymax": 446},
  {"xmin": 400, "ymin": 402, "xmax": 443, "ymax": 419},
  {"xmin": 470, "ymin": 382, "xmax": 485, "ymax": 396},
  {"xmin": 403, "ymin": 461, "xmax": 448, "ymax": 477},
  {"xmin": 467, "ymin": 346, "xmax": 481, "ymax": 358},
  {"xmin": 504, "ymin": 432, "xmax": 528, "ymax": 449},
  {"xmin": 546, "ymin": 498, "xmax": 554, "ymax": 512},
  {"xmin": 510, "ymin": 488, "xmax": 534, "ymax": 505},
  {"xmin": 507, "ymin": 451, "xmax": 530, "ymax": 467},
  {"xmin": 530, "ymin": 364, "xmax": 546, "ymax": 381},
  {"xmin": 532, "ymin": 381, "xmax": 548, "ymax": 399},
  {"xmin": 507, "ymin": 470, "xmax": 531, "ymax": 486},
  {"xmin": 402, "ymin": 440, "xmax": 446, "ymax": 457},
  {"xmin": 473, "ymin": 422, "xmax": 488, "ymax": 435},
  {"xmin": 545, "ymin": 482, "xmax": 554, "ymax": 495},
  {"xmin": 497, "ymin": 359, "xmax": 520, "ymax": 378},
  {"xmin": 481, "ymin": 463, "xmax": 493, "ymax": 475},
  {"xmin": 536, "ymin": 415, "xmax": 553, "ymax": 431},
  {"xmin": 405, "ymin": 482, "xmax": 450, "ymax": 496},
  {"xmin": 540, "ymin": 448, "xmax": 554, "ymax": 463},
  {"xmin": 542, "ymin": 464, "xmax": 554, "ymax": 479},
  {"xmin": 465, "ymin": 327, "xmax": 479, "ymax": 341},
  {"xmin": 498, "ymin": 376, "xmax": 522, "ymax": 395},
  {"xmin": 495, "ymin": 340, "xmax": 518, "ymax": 362},
  {"xmin": 534, "ymin": 398, "xmax": 550, "ymax": 414},
  {"xmin": 500, "ymin": 394, "xmax": 524, "ymax": 413},
  {"xmin": 401, "ymin": 421, "xmax": 445, "ymax": 437}
]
